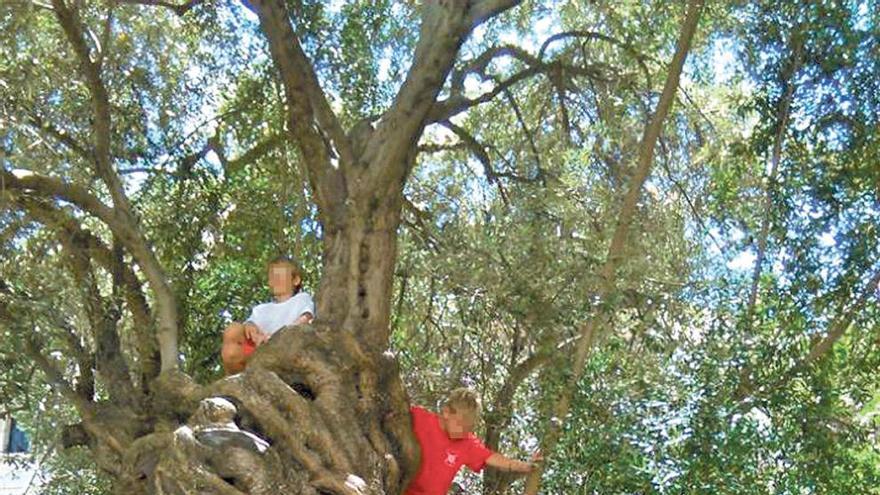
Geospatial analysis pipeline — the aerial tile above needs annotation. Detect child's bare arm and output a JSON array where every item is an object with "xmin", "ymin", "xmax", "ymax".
[{"xmin": 485, "ymin": 451, "xmax": 542, "ymax": 473}]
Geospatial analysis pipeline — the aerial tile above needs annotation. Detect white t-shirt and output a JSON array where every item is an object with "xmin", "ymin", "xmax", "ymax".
[{"xmin": 245, "ymin": 292, "xmax": 315, "ymax": 335}]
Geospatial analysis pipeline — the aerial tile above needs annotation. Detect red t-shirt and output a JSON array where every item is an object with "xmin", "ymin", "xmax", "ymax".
[{"xmin": 404, "ymin": 406, "xmax": 494, "ymax": 495}]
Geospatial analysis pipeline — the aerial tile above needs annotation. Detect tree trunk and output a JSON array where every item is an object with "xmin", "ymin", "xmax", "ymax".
[
  {"xmin": 112, "ymin": 172, "xmax": 420, "ymax": 494},
  {"xmin": 10, "ymin": 1, "xmax": 531, "ymax": 493},
  {"xmin": 126, "ymin": 322, "xmax": 419, "ymax": 495},
  {"xmin": 317, "ymin": 198, "xmax": 404, "ymax": 352}
]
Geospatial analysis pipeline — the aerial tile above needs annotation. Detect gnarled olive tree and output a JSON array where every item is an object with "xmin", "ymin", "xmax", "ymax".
[{"xmin": 0, "ymin": 1, "xmax": 603, "ymax": 493}]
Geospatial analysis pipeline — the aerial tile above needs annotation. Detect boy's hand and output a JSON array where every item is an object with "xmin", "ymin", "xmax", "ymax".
[
  {"xmin": 293, "ymin": 312, "xmax": 313, "ymax": 326},
  {"xmin": 528, "ymin": 451, "xmax": 544, "ymax": 470},
  {"xmin": 244, "ymin": 323, "xmax": 268, "ymax": 345}
]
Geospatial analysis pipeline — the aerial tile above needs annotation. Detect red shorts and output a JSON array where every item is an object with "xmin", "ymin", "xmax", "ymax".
[{"xmin": 241, "ymin": 338, "xmax": 257, "ymax": 357}]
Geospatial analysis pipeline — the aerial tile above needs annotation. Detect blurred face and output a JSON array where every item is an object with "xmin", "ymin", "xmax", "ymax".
[
  {"xmin": 268, "ymin": 262, "xmax": 300, "ymax": 299},
  {"xmin": 440, "ymin": 406, "xmax": 475, "ymax": 440}
]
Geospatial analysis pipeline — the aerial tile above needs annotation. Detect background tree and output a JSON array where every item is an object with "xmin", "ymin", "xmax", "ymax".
[{"xmin": 1, "ymin": 0, "xmax": 879, "ymax": 494}]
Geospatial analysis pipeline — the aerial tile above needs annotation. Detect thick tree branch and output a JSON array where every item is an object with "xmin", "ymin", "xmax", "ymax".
[
  {"xmin": 224, "ymin": 134, "xmax": 286, "ymax": 176},
  {"xmin": 1, "ymin": 169, "xmax": 115, "ymax": 220},
  {"xmin": 253, "ymin": 0, "xmax": 351, "ymax": 162},
  {"xmin": 524, "ymin": 2, "xmax": 705, "ymax": 493},
  {"xmin": 537, "ymin": 30, "xmax": 644, "ymax": 65},
  {"xmin": 416, "ymin": 142, "xmax": 468, "ymax": 154},
  {"xmin": 486, "ymin": 335, "xmax": 579, "ymax": 446},
  {"xmin": 11, "ymin": 196, "xmax": 152, "ymax": 332},
  {"xmin": 243, "ymin": 0, "xmax": 347, "ymax": 216},
  {"xmin": 467, "ymin": 0, "xmax": 523, "ymax": 29},
  {"xmin": 365, "ymin": 1, "xmax": 480, "ymax": 189}
]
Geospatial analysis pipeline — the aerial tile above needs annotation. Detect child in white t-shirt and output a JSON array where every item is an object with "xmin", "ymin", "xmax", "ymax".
[{"xmin": 221, "ymin": 255, "xmax": 315, "ymax": 375}]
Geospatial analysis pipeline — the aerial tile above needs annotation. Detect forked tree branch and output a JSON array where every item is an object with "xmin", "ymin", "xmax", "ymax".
[
  {"xmin": 363, "ymin": 1, "xmax": 524, "ymax": 194},
  {"xmin": 428, "ymin": 38, "xmax": 613, "ymax": 124},
  {"xmin": 12, "ymin": 194, "xmax": 158, "ymax": 382}
]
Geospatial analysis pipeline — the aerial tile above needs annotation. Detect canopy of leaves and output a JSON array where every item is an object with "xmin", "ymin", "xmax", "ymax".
[{"xmin": 1, "ymin": 0, "xmax": 878, "ymax": 493}]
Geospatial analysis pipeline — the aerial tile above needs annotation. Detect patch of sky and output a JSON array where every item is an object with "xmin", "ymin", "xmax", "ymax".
[
  {"xmin": 462, "ymin": 73, "xmax": 494, "ymax": 97},
  {"xmin": 728, "ymin": 248, "xmax": 757, "ymax": 272},
  {"xmin": 238, "ymin": 1, "xmax": 258, "ymax": 23},
  {"xmin": 326, "ymin": 0, "xmax": 345, "ymax": 15},
  {"xmin": 853, "ymin": 1, "xmax": 871, "ymax": 31},
  {"xmin": 817, "ymin": 229, "xmax": 837, "ymax": 248},
  {"xmin": 710, "ymin": 37, "xmax": 738, "ymax": 85},
  {"xmin": 376, "ymin": 46, "xmax": 393, "ymax": 83}
]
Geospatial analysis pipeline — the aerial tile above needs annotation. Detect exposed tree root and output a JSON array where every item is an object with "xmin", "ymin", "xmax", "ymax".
[{"xmin": 123, "ymin": 323, "xmax": 418, "ymax": 495}]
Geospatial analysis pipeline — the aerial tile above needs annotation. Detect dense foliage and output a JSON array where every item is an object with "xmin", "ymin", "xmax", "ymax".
[{"xmin": 1, "ymin": 0, "xmax": 878, "ymax": 493}]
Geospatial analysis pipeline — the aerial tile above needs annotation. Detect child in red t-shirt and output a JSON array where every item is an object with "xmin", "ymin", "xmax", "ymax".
[{"xmin": 405, "ymin": 388, "xmax": 540, "ymax": 495}]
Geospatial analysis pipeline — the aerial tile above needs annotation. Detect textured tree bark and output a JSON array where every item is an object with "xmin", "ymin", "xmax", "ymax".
[
  {"xmin": 3, "ymin": 1, "xmax": 536, "ymax": 493},
  {"xmin": 123, "ymin": 322, "xmax": 420, "ymax": 495},
  {"xmin": 317, "ymin": 203, "xmax": 403, "ymax": 351}
]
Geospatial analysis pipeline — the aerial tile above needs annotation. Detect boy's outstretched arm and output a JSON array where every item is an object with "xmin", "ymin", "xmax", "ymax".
[{"xmin": 485, "ymin": 451, "xmax": 542, "ymax": 473}]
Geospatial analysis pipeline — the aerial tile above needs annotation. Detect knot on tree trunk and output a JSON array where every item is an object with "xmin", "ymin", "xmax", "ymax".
[{"xmin": 191, "ymin": 397, "xmax": 271, "ymax": 455}]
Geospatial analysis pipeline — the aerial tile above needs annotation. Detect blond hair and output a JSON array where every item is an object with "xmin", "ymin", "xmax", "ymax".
[{"xmin": 444, "ymin": 388, "xmax": 481, "ymax": 421}]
